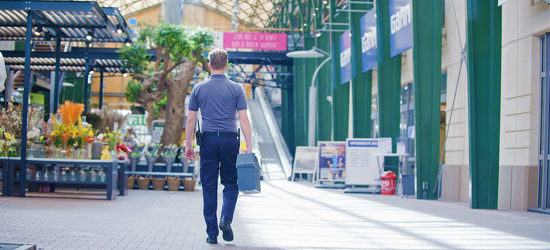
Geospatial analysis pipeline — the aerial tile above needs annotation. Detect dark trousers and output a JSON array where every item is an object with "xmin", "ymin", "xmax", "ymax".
[{"xmin": 200, "ymin": 136, "xmax": 239, "ymax": 237}]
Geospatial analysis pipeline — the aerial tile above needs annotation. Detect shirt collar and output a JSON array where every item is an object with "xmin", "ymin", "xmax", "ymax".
[{"xmin": 210, "ymin": 74, "xmax": 227, "ymax": 79}]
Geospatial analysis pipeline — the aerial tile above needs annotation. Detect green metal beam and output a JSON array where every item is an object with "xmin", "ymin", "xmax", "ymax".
[
  {"xmin": 412, "ymin": 1, "xmax": 443, "ymax": 200},
  {"xmin": 331, "ymin": 0, "xmax": 349, "ymax": 141},
  {"xmin": 466, "ymin": 0, "xmax": 502, "ymax": 209},
  {"xmin": 316, "ymin": 32, "xmax": 332, "ymax": 142},
  {"xmin": 351, "ymin": 1, "xmax": 373, "ymax": 138},
  {"xmin": 376, "ymin": 0, "xmax": 401, "ymax": 166}
]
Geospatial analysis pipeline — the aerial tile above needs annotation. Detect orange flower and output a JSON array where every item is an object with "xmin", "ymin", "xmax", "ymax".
[
  {"xmin": 61, "ymin": 135, "xmax": 68, "ymax": 140},
  {"xmin": 57, "ymin": 101, "xmax": 84, "ymax": 125}
]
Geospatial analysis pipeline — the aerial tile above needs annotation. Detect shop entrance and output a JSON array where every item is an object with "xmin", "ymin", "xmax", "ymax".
[{"xmin": 535, "ymin": 33, "xmax": 550, "ymax": 213}]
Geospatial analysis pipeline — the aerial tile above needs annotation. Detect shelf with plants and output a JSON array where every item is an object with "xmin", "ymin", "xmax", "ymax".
[{"xmin": 2, "ymin": 101, "xmax": 136, "ymax": 200}]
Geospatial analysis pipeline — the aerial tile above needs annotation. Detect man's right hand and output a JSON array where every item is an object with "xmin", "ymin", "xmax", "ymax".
[{"xmin": 185, "ymin": 147, "xmax": 195, "ymax": 161}]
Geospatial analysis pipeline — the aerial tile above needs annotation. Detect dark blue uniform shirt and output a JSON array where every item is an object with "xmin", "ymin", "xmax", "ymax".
[{"xmin": 189, "ymin": 74, "xmax": 247, "ymax": 132}]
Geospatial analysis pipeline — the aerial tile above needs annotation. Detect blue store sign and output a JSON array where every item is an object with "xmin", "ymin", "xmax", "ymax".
[
  {"xmin": 339, "ymin": 30, "xmax": 352, "ymax": 84},
  {"xmin": 389, "ymin": 0, "xmax": 413, "ymax": 58},
  {"xmin": 360, "ymin": 6, "xmax": 377, "ymax": 72}
]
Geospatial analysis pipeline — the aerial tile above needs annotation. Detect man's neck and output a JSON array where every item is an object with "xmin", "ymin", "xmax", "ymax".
[{"xmin": 211, "ymin": 71, "xmax": 225, "ymax": 75}]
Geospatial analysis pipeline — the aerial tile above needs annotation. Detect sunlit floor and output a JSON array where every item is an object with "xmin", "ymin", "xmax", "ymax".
[{"xmin": 0, "ymin": 179, "xmax": 549, "ymax": 250}]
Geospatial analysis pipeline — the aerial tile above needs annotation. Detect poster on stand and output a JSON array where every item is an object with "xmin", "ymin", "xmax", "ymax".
[
  {"xmin": 316, "ymin": 141, "xmax": 347, "ymax": 182},
  {"xmin": 292, "ymin": 147, "xmax": 318, "ymax": 181},
  {"xmin": 345, "ymin": 139, "xmax": 381, "ymax": 185},
  {"xmin": 293, "ymin": 147, "xmax": 318, "ymax": 173}
]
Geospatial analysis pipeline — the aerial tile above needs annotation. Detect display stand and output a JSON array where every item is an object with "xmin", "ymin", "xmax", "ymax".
[
  {"xmin": 315, "ymin": 182, "xmax": 346, "ymax": 189},
  {"xmin": 343, "ymin": 186, "xmax": 380, "ymax": 194},
  {"xmin": 373, "ymin": 153, "xmax": 409, "ymax": 196},
  {"xmin": 9, "ymin": 158, "xmax": 118, "ymax": 200},
  {"xmin": 0, "ymin": 157, "xmax": 8, "ymax": 196}
]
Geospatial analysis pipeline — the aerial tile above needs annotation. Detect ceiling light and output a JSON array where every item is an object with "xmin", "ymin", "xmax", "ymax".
[
  {"xmin": 34, "ymin": 26, "xmax": 42, "ymax": 36},
  {"xmin": 304, "ymin": 23, "xmax": 307, "ymax": 26},
  {"xmin": 126, "ymin": 39, "xmax": 131, "ymax": 46},
  {"xmin": 313, "ymin": 13, "xmax": 316, "ymax": 16},
  {"xmin": 123, "ymin": 73, "xmax": 128, "ymax": 77},
  {"xmin": 316, "ymin": 32, "xmax": 322, "ymax": 37},
  {"xmin": 316, "ymin": 7, "xmax": 319, "ymax": 10},
  {"xmin": 86, "ymin": 30, "xmax": 93, "ymax": 41},
  {"xmin": 286, "ymin": 48, "xmax": 325, "ymax": 58},
  {"xmin": 89, "ymin": 70, "xmax": 94, "ymax": 75},
  {"xmin": 323, "ymin": 1, "xmax": 328, "ymax": 4}
]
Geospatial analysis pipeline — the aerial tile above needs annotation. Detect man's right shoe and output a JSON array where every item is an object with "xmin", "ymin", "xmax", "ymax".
[
  {"xmin": 219, "ymin": 216, "xmax": 234, "ymax": 242},
  {"xmin": 206, "ymin": 236, "xmax": 217, "ymax": 244}
]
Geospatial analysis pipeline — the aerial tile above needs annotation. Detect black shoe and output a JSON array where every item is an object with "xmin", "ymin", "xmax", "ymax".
[
  {"xmin": 219, "ymin": 216, "xmax": 234, "ymax": 242},
  {"xmin": 206, "ymin": 236, "xmax": 217, "ymax": 244}
]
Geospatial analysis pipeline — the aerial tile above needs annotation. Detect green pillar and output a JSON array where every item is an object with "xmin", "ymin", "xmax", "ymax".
[
  {"xmin": 282, "ymin": 65, "xmax": 296, "ymax": 156},
  {"xmin": 316, "ymin": 32, "xmax": 333, "ymax": 142},
  {"xmin": 412, "ymin": 1, "xmax": 443, "ymax": 200},
  {"xmin": 330, "ymin": 7, "xmax": 349, "ymax": 142},
  {"xmin": 351, "ymin": 2, "xmax": 373, "ymax": 138},
  {"xmin": 376, "ymin": 0, "xmax": 401, "ymax": 165},
  {"xmin": 292, "ymin": 36, "xmax": 316, "ymax": 149},
  {"xmin": 293, "ymin": 57, "xmax": 307, "ymax": 148},
  {"xmin": 466, "ymin": 0, "xmax": 501, "ymax": 209}
]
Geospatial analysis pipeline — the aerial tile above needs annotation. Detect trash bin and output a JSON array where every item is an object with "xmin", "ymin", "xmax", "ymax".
[
  {"xmin": 381, "ymin": 172, "xmax": 397, "ymax": 195},
  {"xmin": 236, "ymin": 153, "xmax": 261, "ymax": 194}
]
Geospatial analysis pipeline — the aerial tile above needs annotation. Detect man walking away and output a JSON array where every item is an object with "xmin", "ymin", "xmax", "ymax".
[{"xmin": 185, "ymin": 48, "xmax": 252, "ymax": 245}]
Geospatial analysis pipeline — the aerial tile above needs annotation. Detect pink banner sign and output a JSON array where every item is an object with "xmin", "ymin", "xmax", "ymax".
[{"xmin": 223, "ymin": 32, "xmax": 287, "ymax": 51}]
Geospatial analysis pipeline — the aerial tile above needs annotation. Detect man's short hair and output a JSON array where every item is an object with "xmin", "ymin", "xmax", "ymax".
[{"xmin": 208, "ymin": 49, "xmax": 228, "ymax": 70}]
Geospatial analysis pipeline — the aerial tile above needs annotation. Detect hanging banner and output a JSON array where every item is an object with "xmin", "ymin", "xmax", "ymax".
[
  {"xmin": 316, "ymin": 141, "xmax": 347, "ymax": 182},
  {"xmin": 345, "ymin": 139, "xmax": 380, "ymax": 185},
  {"xmin": 223, "ymin": 32, "xmax": 287, "ymax": 51},
  {"xmin": 361, "ymin": 7, "xmax": 377, "ymax": 72},
  {"xmin": 389, "ymin": 0, "xmax": 413, "ymax": 58},
  {"xmin": 339, "ymin": 30, "xmax": 352, "ymax": 84}
]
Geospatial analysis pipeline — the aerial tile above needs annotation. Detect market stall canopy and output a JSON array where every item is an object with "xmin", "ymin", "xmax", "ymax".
[{"xmin": 0, "ymin": 1, "xmax": 132, "ymax": 43}]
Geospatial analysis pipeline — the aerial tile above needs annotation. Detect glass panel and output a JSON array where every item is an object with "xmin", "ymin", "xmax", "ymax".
[
  {"xmin": 441, "ymin": 72, "xmax": 448, "ymax": 94},
  {"xmin": 401, "ymin": 86, "xmax": 408, "ymax": 105},
  {"xmin": 539, "ymin": 77, "xmax": 548, "ymax": 155},
  {"xmin": 410, "ymin": 83, "xmax": 415, "ymax": 104}
]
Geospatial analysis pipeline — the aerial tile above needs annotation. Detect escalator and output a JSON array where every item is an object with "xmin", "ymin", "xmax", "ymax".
[{"xmin": 246, "ymin": 88, "xmax": 293, "ymax": 181}]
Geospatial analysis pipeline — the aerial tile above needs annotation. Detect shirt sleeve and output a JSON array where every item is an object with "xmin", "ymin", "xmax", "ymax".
[
  {"xmin": 236, "ymin": 85, "xmax": 248, "ymax": 111},
  {"xmin": 188, "ymin": 87, "xmax": 199, "ymax": 111}
]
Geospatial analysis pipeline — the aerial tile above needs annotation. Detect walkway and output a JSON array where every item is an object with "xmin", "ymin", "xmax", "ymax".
[{"xmin": 0, "ymin": 179, "xmax": 549, "ymax": 249}]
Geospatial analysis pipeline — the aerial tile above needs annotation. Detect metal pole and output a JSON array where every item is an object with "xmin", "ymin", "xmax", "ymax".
[
  {"xmin": 308, "ymin": 55, "xmax": 332, "ymax": 146},
  {"xmin": 83, "ymin": 43, "xmax": 90, "ymax": 112},
  {"xmin": 53, "ymin": 33, "xmax": 61, "ymax": 111},
  {"xmin": 99, "ymin": 69, "xmax": 104, "ymax": 109},
  {"xmin": 4, "ymin": 67, "xmax": 12, "ymax": 108},
  {"xmin": 20, "ymin": 10, "xmax": 33, "ymax": 197}
]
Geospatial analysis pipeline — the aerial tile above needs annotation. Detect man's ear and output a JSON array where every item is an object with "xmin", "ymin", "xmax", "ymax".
[{"xmin": 209, "ymin": 64, "xmax": 212, "ymax": 70}]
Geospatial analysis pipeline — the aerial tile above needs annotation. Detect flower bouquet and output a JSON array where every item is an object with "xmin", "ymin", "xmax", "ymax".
[
  {"xmin": 0, "ymin": 133, "xmax": 18, "ymax": 157},
  {"xmin": 161, "ymin": 144, "xmax": 178, "ymax": 173},
  {"xmin": 145, "ymin": 143, "xmax": 162, "ymax": 172},
  {"xmin": 128, "ymin": 142, "xmax": 145, "ymax": 172},
  {"xmin": 116, "ymin": 144, "xmax": 132, "ymax": 162}
]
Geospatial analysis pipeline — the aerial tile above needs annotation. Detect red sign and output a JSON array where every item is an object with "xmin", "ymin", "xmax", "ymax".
[{"xmin": 223, "ymin": 32, "xmax": 287, "ymax": 51}]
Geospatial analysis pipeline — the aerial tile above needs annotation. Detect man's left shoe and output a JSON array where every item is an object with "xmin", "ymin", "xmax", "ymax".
[
  {"xmin": 219, "ymin": 216, "xmax": 234, "ymax": 242},
  {"xmin": 206, "ymin": 236, "xmax": 217, "ymax": 244}
]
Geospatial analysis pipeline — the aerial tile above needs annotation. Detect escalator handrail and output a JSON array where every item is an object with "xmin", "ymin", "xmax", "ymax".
[{"xmin": 255, "ymin": 87, "xmax": 293, "ymax": 180}]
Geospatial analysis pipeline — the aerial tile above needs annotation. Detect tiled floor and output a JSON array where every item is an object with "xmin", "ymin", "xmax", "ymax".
[{"xmin": 0, "ymin": 179, "xmax": 549, "ymax": 250}]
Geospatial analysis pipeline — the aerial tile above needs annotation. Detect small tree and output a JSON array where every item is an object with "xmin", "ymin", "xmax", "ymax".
[{"xmin": 120, "ymin": 23, "xmax": 215, "ymax": 146}]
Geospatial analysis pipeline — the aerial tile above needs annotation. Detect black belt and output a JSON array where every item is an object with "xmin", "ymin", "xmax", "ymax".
[{"xmin": 202, "ymin": 131, "xmax": 238, "ymax": 138}]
